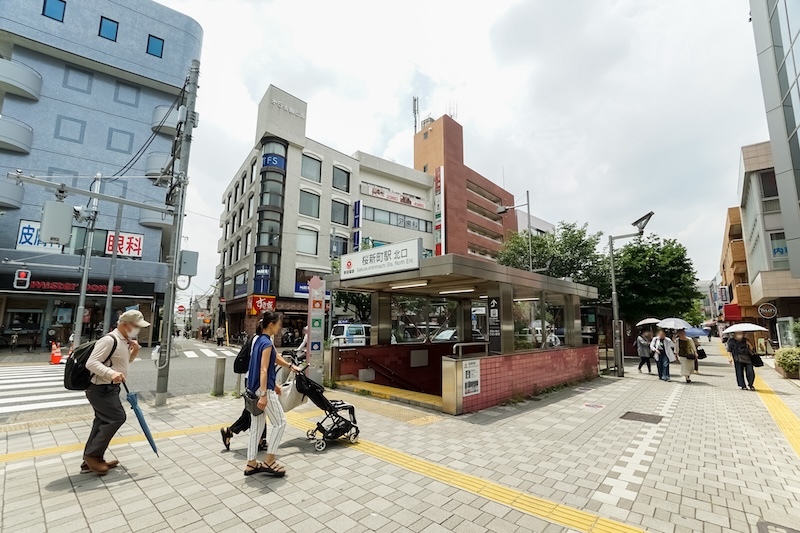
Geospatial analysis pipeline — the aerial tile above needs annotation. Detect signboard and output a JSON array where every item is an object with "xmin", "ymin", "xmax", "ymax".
[
  {"xmin": 463, "ymin": 359, "xmax": 481, "ymax": 396},
  {"xmin": 1, "ymin": 273, "xmax": 153, "ymax": 296},
  {"xmin": 719, "ymin": 286, "xmax": 730, "ymax": 304},
  {"xmin": 105, "ymin": 231, "xmax": 144, "ymax": 258},
  {"xmin": 262, "ymin": 153, "xmax": 286, "ymax": 171},
  {"xmin": 177, "ymin": 305, "xmax": 185, "ymax": 313},
  {"xmin": 353, "ymin": 201, "xmax": 362, "ymax": 229},
  {"xmin": 16, "ymin": 220, "xmax": 62, "ymax": 254},
  {"xmin": 247, "ymin": 294, "xmax": 276, "ymax": 315},
  {"xmin": 340, "ymin": 238, "xmax": 423, "ymax": 280},
  {"xmin": 758, "ymin": 303, "xmax": 778, "ymax": 319},
  {"xmin": 434, "ymin": 167, "xmax": 446, "ymax": 256},
  {"xmin": 234, "ymin": 272, "xmax": 248, "ymax": 298},
  {"xmin": 362, "ymin": 183, "xmax": 428, "ymax": 210},
  {"xmin": 254, "ymin": 264, "xmax": 271, "ymax": 294},
  {"xmin": 487, "ymin": 297, "xmax": 501, "ymax": 353},
  {"xmin": 307, "ymin": 276, "xmax": 326, "ymax": 384}
]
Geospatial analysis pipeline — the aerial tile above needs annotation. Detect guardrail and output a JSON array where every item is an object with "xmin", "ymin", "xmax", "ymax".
[{"xmin": 452, "ymin": 342, "xmax": 489, "ymax": 359}]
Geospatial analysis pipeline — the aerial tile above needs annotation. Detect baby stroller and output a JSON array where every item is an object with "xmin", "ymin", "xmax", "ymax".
[{"xmin": 294, "ymin": 371, "xmax": 359, "ymax": 451}]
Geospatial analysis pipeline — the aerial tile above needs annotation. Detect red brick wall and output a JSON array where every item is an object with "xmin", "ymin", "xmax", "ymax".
[{"xmin": 462, "ymin": 346, "xmax": 599, "ymax": 413}]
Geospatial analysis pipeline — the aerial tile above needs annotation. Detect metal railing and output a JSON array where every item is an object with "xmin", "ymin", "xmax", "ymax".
[{"xmin": 452, "ymin": 342, "xmax": 489, "ymax": 359}]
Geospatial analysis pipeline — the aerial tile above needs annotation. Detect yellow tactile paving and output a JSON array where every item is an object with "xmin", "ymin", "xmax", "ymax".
[
  {"xmin": 754, "ymin": 375, "xmax": 800, "ymax": 459},
  {"xmin": 284, "ymin": 411, "xmax": 644, "ymax": 532},
  {"xmin": 336, "ymin": 380, "xmax": 443, "ymax": 409}
]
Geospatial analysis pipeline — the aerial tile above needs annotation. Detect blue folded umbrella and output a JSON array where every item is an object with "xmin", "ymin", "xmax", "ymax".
[
  {"xmin": 684, "ymin": 327, "xmax": 708, "ymax": 338},
  {"xmin": 123, "ymin": 383, "xmax": 158, "ymax": 456}
]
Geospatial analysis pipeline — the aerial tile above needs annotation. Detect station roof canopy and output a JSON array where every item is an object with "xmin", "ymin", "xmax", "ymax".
[{"xmin": 329, "ymin": 254, "xmax": 599, "ymax": 301}]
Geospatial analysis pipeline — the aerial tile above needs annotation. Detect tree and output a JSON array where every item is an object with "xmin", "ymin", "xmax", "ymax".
[
  {"xmin": 615, "ymin": 236, "xmax": 702, "ymax": 322},
  {"xmin": 497, "ymin": 221, "xmax": 611, "ymax": 301},
  {"xmin": 681, "ymin": 299, "xmax": 705, "ymax": 327},
  {"xmin": 330, "ymin": 256, "xmax": 372, "ymax": 323}
]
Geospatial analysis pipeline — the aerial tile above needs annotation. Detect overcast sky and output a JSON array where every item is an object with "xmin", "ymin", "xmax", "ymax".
[{"xmin": 159, "ymin": 0, "xmax": 768, "ymax": 306}]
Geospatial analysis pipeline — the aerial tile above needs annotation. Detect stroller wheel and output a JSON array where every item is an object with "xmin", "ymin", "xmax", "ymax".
[
  {"xmin": 306, "ymin": 429, "xmax": 316, "ymax": 440},
  {"xmin": 348, "ymin": 430, "xmax": 359, "ymax": 444},
  {"xmin": 314, "ymin": 439, "xmax": 327, "ymax": 452}
]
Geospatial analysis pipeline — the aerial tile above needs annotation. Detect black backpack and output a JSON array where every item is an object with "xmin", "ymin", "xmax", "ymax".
[
  {"xmin": 233, "ymin": 335, "xmax": 256, "ymax": 374},
  {"xmin": 64, "ymin": 335, "xmax": 117, "ymax": 391}
]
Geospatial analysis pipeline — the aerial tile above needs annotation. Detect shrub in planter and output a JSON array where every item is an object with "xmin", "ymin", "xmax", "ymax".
[{"xmin": 775, "ymin": 347, "xmax": 800, "ymax": 378}]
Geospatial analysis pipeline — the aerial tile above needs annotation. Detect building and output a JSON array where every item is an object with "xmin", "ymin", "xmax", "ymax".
[
  {"xmin": 719, "ymin": 206, "xmax": 757, "ymax": 324},
  {"xmin": 737, "ymin": 141, "xmax": 800, "ymax": 345},
  {"xmin": 413, "ymin": 115, "xmax": 517, "ymax": 261},
  {"xmin": 0, "ymin": 0, "xmax": 202, "ymax": 348},
  {"xmin": 516, "ymin": 211, "xmax": 555, "ymax": 235},
  {"xmin": 218, "ymin": 86, "xmax": 435, "ymax": 336}
]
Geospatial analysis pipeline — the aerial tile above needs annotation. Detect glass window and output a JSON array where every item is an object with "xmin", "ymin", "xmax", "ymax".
[
  {"xmin": 238, "ymin": 207, "xmax": 244, "ymax": 228},
  {"xmin": 761, "ymin": 171, "xmax": 779, "ymax": 197},
  {"xmin": 374, "ymin": 209, "xmax": 390, "ymax": 224},
  {"xmin": 241, "ymin": 175, "xmax": 247, "ymax": 196},
  {"xmin": 42, "ymin": 0, "xmax": 66, "ymax": 22},
  {"xmin": 788, "ymin": 0, "xmax": 800, "ymax": 42},
  {"xmin": 222, "ymin": 249, "xmax": 227, "ymax": 266},
  {"xmin": 245, "ymin": 231, "xmax": 252, "ymax": 256},
  {"xmin": 299, "ymin": 191, "xmax": 320, "ymax": 218},
  {"xmin": 297, "ymin": 228, "xmax": 318, "ymax": 255},
  {"xmin": 330, "ymin": 235, "xmax": 348, "ymax": 257},
  {"xmin": 251, "ymin": 159, "xmax": 258, "ymax": 183},
  {"xmin": 331, "ymin": 200, "xmax": 349, "ymax": 226},
  {"xmin": 779, "ymin": 2, "xmax": 794, "ymax": 51},
  {"xmin": 333, "ymin": 167, "xmax": 350, "ymax": 192},
  {"xmin": 260, "ymin": 180, "xmax": 283, "ymax": 208},
  {"xmin": 231, "ymin": 214, "xmax": 237, "ymax": 232},
  {"xmin": 235, "ymin": 239, "xmax": 242, "ymax": 262},
  {"xmin": 98, "ymin": 17, "xmax": 118, "ymax": 41},
  {"xmin": 771, "ymin": 231, "xmax": 790, "ymax": 268},
  {"xmin": 364, "ymin": 206, "xmax": 374, "ymax": 220},
  {"xmin": 224, "ymin": 222, "xmax": 229, "ymax": 240},
  {"xmin": 263, "ymin": 142, "xmax": 287, "ymax": 158},
  {"xmin": 247, "ymin": 195, "xmax": 254, "ymax": 219},
  {"xmin": 146, "ymin": 35, "xmax": 164, "ymax": 58},
  {"xmin": 301, "ymin": 155, "xmax": 322, "ymax": 182},
  {"xmin": 228, "ymin": 245, "xmax": 234, "ymax": 266},
  {"xmin": 234, "ymin": 183, "xmax": 239, "ymax": 203}
]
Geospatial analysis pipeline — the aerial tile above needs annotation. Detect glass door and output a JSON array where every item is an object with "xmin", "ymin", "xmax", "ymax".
[{"xmin": 777, "ymin": 317, "xmax": 794, "ymax": 348}]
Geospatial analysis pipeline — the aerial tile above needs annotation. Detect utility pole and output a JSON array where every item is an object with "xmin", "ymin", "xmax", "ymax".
[
  {"xmin": 155, "ymin": 59, "xmax": 200, "ymax": 406},
  {"xmin": 72, "ymin": 175, "xmax": 102, "ymax": 348},
  {"xmin": 102, "ymin": 203, "xmax": 124, "ymax": 333}
]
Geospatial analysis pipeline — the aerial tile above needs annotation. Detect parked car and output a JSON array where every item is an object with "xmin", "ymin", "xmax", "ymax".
[
  {"xmin": 330, "ymin": 323, "xmax": 371, "ymax": 347},
  {"xmin": 433, "ymin": 328, "xmax": 486, "ymax": 342}
]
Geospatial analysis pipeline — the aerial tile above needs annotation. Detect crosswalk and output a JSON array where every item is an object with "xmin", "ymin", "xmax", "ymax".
[
  {"xmin": 0, "ymin": 365, "xmax": 88, "ymax": 415},
  {"xmin": 130, "ymin": 345, "xmax": 238, "ymax": 362}
]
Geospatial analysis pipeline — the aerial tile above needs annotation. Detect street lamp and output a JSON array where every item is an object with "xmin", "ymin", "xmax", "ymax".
[
  {"xmin": 609, "ymin": 211, "xmax": 654, "ymax": 377},
  {"xmin": 497, "ymin": 190, "xmax": 533, "ymax": 271}
]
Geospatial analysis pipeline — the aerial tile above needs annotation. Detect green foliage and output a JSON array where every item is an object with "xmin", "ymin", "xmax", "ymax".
[
  {"xmin": 322, "ymin": 377, "xmax": 339, "ymax": 389},
  {"xmin": 776, "ymin": 347, "xmax": 800, "ymax": 374},
  {"xmin": 497, "ymin": 222, "xmax": 611, "ymax": 301},
  {"xmin": 615, "ymin": 236, "xmax": 701, "ymax": 322},
  {"xmin": 791, "ymin": 321, "xmax": 800, "ymax": 347},
  {"xmin": 514, "ymin": 339, "xmax": 535, "ymax": 351},
  {"xmin": 331, "ymin": 256, "xmax": 372, "ymax": 322},
  {"xmin": 681, "ymin": 299, "xmax": 705, "ymax": 327}
]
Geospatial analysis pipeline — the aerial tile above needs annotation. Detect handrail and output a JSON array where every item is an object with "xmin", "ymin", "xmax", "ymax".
[{"xmin": 452, "ymin": 342, "xmax": 489, "ymax": 359}]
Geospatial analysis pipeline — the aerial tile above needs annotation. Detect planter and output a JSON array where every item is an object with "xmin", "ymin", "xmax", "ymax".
[{"xmin": 775, "ymin": 365, "xmax": 800, "ymax": 379}]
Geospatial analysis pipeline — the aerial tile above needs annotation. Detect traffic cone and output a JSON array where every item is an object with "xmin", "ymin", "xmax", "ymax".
[{"xmin": 49, "ymin": 342, "xmax": 61, "ymax": 365}]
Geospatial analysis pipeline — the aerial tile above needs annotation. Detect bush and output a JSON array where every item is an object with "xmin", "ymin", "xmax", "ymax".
[
  {"xmin": 775, "ymin": 347, "xmax": 800, "ymax": 374},
  {"xmin": 515, "ymin": 340, "xmax": 535, "ymax": 351}
]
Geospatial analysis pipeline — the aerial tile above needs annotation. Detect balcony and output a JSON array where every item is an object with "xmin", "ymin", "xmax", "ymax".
[
  {"xmin": 145, "ymin": 152, "xmax": 171, "ymax": 178},
  {"xmin": 151, "ymin": 105, "xmax": 179, "ymax": 136},
  {"xmin": 0, "ymin": 115, "xmax": 33, "ymax": 153},
  {"xmin": 139, "ymin": 203, "xmax": 173, "ymax": 229},
  {"xmin": 733, "ymin": 284, "xmax": 752, "ymax": 307},
  {"xmin": 0, "ymin": 180, "xmax": 24, "ymax": 209},
  {"xmin": 0, "ymin": 57, "xmax": 42, "ymax": 100},
  {"xmin": 726, "ymin": 239, "xmax": 747, "ymax": 274}
]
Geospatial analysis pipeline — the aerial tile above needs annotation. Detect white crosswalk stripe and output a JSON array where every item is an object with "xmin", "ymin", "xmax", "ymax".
[
  {"xmin": 200, "ymin": 348, "xmax": 219, "ymax": 358},
  {"xmin": 0, "ymin": 365, "xmax": 88, "ymax": 415},
  {"xmin": 184, "ymin": 350, "xmax": 199, "ymax": 358}
]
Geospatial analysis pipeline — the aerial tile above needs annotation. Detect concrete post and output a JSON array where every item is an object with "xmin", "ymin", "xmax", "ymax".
[{"xmin": 212, "ymin": 356, "xmax": 225, "ymax": 396}]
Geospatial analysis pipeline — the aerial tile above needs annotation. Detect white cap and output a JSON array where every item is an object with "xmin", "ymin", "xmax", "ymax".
[{"xmin": 119, "ymin": 310, "xmax": 150, "ymax": 328}]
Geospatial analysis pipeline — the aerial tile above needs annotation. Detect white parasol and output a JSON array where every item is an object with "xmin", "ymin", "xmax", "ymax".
[
  {"xmin": 721, "ymin": 323, "xmax": 769, "ymax": 335},
  {"xmin": 657, "ymin": 318, "xmax": 692, "ymax": 330},
  {"xmin": 636, "ymin": 318, "xmax": 661, "ymax": 327}
]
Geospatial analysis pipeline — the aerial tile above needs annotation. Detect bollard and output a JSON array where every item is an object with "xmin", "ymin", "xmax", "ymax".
[
  {"xmin": 212, "ymin": 356, "xmax": 226, "ymax": 396},
  {"xmin": 235, "ymin": 373, "xmax": 241, "ymax": 396}
]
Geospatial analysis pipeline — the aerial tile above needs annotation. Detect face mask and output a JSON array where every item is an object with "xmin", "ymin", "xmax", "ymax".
[{"xmin": 129, "ymin": 327, "xmax": 141, "ymax": 339}]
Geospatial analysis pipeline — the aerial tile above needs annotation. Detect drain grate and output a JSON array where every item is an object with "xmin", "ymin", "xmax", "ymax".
[{"xmin": 620, "ymin": 411, "xmax": 663, "ymax": 424}]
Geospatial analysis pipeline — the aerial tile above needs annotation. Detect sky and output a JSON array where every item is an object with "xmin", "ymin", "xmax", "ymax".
[{"xmin": 159, "ymin": 0, "xmax": 769, "ymax": 306}]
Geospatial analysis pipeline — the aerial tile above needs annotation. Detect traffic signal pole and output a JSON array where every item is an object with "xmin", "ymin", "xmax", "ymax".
[
  {"xmin": 72, "ymin": 176, "xmax": 102, "ymax": 349},
  {"xmin": 155, "ymin": 59, "xmax": 200, "ymax": 407}
]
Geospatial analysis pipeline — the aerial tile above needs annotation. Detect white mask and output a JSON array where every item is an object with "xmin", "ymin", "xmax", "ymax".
[{"xmin": 129, "ymin": 327, "xmax": 141, "ymax": 339}]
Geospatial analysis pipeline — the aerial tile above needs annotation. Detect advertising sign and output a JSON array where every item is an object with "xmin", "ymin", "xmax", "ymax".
[
  {"xmin": 758, "ymin": 303, "xmax": 778, "ymax": 319},
  {"xmin": 434, "ymin": 167, "xmax": 446, "ymax": 256},
  {"xmin": 362, "ymin": 184, "xmax": 428, "ymax": 210},
  {"xmin": 16, "ymin": 220, "xmax": 62, "ymax": 254},
  {"xmin": 340, "ymin": 238, "xmax": 423, "ymax": 280},
  {"xmin": 247, "ymin": 294, "xmax": 276, "ymax": 315},
  {"xmin": 463, "ymin": 359, "xmax": 480, "ymax": 396},
  {"xmin": 262, "ymin": 153, "xmax": 286, "ymax": 171},
  {"xmin": 487, "ymin": 297, "xmax": 501, "ymax": 353},
  {"xmin": 105, "ymin": 232, "xmax": 144, "ymax": 258},
  {"xmin": 307, "ymin": 276, "xmax": 326, "ymax": 384}
]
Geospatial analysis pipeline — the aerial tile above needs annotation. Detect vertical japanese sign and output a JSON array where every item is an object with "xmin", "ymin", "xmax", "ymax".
[
  {"xmin": 307, "ymin": 276, "xmax": 326, "ymax": 384},
  {"xmin": 105, "ymin": 232, "xmax": 144, "ymax": 258},
  {"xmin": 463, "ymin": 359, "xmax": 481, "ymax": 396},
  {"xmin": 488, "ymin": 297, "xmax": 501, "ymax": 353},
  {"xmin": 434, "ymin": 166, "xmax": 446, "ymax": 256},
  {"xmin": 16, "ymin": 220, "xmax": 62, "ymax": 254}
]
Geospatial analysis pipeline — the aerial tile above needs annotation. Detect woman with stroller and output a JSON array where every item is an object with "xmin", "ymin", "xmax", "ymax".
[{"xmin": 245, "ymin": 312, "xmax": 300, "ymax": 477}]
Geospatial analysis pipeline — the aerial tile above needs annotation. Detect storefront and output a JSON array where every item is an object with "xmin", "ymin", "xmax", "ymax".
[{"xmin": 0, "ymin": 273, "xmax": 158, "ymax": 351}]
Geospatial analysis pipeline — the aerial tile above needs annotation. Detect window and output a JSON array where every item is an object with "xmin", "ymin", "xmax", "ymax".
[
  {"xmin": 299, "ymin": 191, "xmax": 320, "ymax": 218},
  {"xmin": 42, "ymin": 0, "xmax": 65, "ymax": 22},
  {"xmin": 364, "ymin": 206, "xmax": 374, "ymax": 220},
  {"xmin": 251, "ymin": 159, "xmax": 258, "ymax": 183},
  {"xmin": 374, "ymin": 209, "xmax": 390, "ymax": 224},
  {"xmin": 232, "ymin": 213, "xmax": 237, "ymax": 231},
  {"xmin": 297, "ymin": 228, "xmax": 318, "ymax": 255},
  {"xmin": 238, "ymin": 207, "xmax": 244, "ymax": 229},
  {"xmin": 423, "ymin": 131, "xmax": 428, "ymax": 140},
  {"xmin": 234, "ymin": 183, "xmax": 239, "ymax": 203},
  {"xmin": 260, "ymin": 179, "xmax": 283, "ymax": 208},
  {"xmin": 241, "ymin": 175, "xmax": 247, "ymax": 196},
  {"xmin": 760, "ymin": 170, "xmax": 779, "ymax": 198},
  {"xmin": 245, "ymin": 231, "xmax": 252, "ymax": 256},
  {"xmin": 301, "ymin": 155, "xmax": 322, "ymax": 183},
  {"xmin": 771, "ymin": 231, "xmax": 789, "ymax": 268},
  {"xmin": 146, "ymin": 35, "xmax": 164, "ymax": 58},
  {"xmin": 222, "ymin": 249, "xmax": 227, "ymax": 267},
  {"xmin": 423, "ymin": 164, "xmax": 428, "ymax": 173},
  {"xmin": 98, "ymin": 17, "xmax": 118, "ymax": 41},
  {"xmin": 227, "ymin": 194, "xmax": 232, "ymax": 212},
  {"xmin": 331, "ymin": 200, "xmax": 349, "ymax": 226},
  {"xmin": 224, "ymin": 222, "xmax": 229, "ymax": 240},
  {"xmin": 330, "ymin": 235, "xmax": 348, "ymax": 257},
  {"xmin": 235, "ymin": 239, "xmax": 242, "ymax": 262},
  {"xmin": 228, "ymin": 245, "xmax": 234, "ymax": 266},
  {"xmin": 333, "ymin": 167, "xmax": 350, "ymax": 192},
  {"xmin": 247, "ymin": 195, "xmax": 254, "ymax": 219}
]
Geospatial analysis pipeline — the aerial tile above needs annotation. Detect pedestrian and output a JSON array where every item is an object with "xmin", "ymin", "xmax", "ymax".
[
  {"xmin": 215, "ymin": 325, "xmax": 225, "ymax": 347},
  {"xmin": 244, "ymin": 312, "xmax": 300, "ymax": 477},
  {"xmin": 676, "ymin": 329, "xmax": 698, "ymax": 383},
  {"xmin": 10, "ymin": 333, "xmax": 17, "ymax": 352},
  {"xmin": 636, "ymin": 330, "xmax": 653, "ymax": 374},
  {"xmin": 221, "ymin": 322, "xmax": 267, "ymax": 451},
  {"xmin": 650, "ymin": 329, "xmax": 677, "ymax": 382},
  {"xmin": 82, "ymin": 309, "xmax": 149, "ymax": 475},
  {"xmin": 727, "ymin": 332, "xmax": 756, "ymax": 391}
]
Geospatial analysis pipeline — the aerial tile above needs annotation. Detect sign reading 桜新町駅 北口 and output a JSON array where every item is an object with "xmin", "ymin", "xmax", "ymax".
[{"xmin": 340, "ymin": 238, "xmax": 423, "ymax": 280}]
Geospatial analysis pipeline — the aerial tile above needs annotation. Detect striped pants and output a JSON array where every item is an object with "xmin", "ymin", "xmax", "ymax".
[{"xmin": 247, "ymin": 390, "xmax": 286, "ymax": 461}]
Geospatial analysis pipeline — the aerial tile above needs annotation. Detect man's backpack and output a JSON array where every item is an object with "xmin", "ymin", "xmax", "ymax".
[
  {"xmin": 64, "ymin": 335, "xmax": 117, "ymax": 390},
  {"xmin": 233, "ymin": 335, "xmax": 255, "ymax": 374}
]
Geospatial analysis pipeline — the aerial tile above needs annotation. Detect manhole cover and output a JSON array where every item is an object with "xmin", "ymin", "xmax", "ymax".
[{"xmin": 620, "ymin": 411, "xmax": 663, "ymax": 424}]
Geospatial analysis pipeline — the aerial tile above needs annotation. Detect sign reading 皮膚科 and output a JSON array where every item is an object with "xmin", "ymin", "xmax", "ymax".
[
  {"xmin": 340, "ymin": 238, "xmax": 423, "ymax": 280},
  {"xmin": 16, "ymin": 220, "xmax": 62, "ymax": 254}
]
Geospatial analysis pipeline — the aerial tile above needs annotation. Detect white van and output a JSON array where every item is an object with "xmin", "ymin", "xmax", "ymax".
[{"xmin": 330, "ymin": 324, "xmax": 371, "ymax": 347}]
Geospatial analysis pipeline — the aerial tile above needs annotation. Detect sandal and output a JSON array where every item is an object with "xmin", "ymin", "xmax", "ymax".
[
  {"xmin": 264, "ymin": 461, "xmax": 286, "ymax": 477},
  {"xmin": 220, "ymin": 428, "xmax": 232, "ymax": 451},
  {"xmin": 244, "ymin": 462, "xmax": 270, "ymax": 476},
  {"xmin": 258, "ymin": 440, "xmax": 268, "ymax": 452}
]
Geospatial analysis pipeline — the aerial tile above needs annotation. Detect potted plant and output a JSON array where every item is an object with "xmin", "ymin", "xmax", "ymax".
[{"xmin": 775, "ymin": 347, "xmax": 800, "ymax": 379}]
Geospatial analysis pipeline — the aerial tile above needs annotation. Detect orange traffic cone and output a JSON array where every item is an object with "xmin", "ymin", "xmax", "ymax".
[{"xmin": 50, "ymin": 342, "xmax": 61, "ymax": 365}]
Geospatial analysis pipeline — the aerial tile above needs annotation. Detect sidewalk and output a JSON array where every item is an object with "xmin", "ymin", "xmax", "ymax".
[{"xmin": 1, "ymin": 339, "xmax": 800, "ymax": 533}]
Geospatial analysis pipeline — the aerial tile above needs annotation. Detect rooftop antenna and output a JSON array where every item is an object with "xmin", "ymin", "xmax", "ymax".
[
  {"xmin": 413, "ymin": 96, "xmax": 419, "ymax": 133},
  {"xmin": 447, "ymin": 101, "xmax": 458, "ymax": 120}
]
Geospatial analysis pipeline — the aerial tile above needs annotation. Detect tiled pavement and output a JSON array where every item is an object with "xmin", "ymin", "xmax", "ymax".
[{"xmin": 1, "ymin": 339, "xmax": 799, "ymax": 532}]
